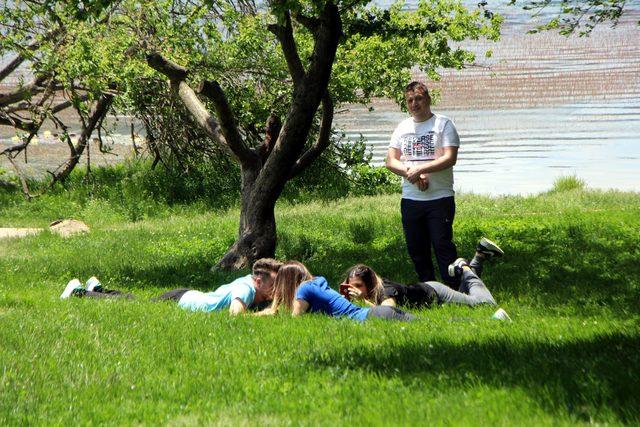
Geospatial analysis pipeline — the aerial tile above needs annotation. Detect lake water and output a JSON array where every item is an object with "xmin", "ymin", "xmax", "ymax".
[
  {"xmin": 336, "ymin": 1, "xmax": 640, "ymax": 195},
  {"xmin": 2, "ymin": 1, "xmax": 639, "ymax": 195}
]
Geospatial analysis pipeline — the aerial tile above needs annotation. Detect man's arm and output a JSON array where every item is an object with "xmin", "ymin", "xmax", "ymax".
[
  {"xmin": 386, "ymin": 147, "xmax": 429, "ymax": 191},
  {"xmin": 229, "ymin": 298, "xmax": 247, "ymax": 315},
  {"xmin": 385, "ymin": 147, "xmax": 408, "ymax": 177},
  {"xmin": 292, "ymin": 299, "xmax": 310, "ymax": 316},
  {"xmin": 406, "ymin": 146, "xmax": 458, "ymax": 183}
]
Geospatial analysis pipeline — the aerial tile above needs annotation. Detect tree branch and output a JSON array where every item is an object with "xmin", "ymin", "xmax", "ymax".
[
  {"xmin": 147, "ymin": 52, "xmax": 257, "ymax": 166},
  {"xmin": 268, "ymin": 11, "xmax": 305, "ymax": 86},
  {"xmin": 251, "ymin": 2, "xmax": 342, "ymax": 208},
  {"xmin": 51, "ymin": 93, "xmax": 91, "ymax": 114},
  {"xmin": 197, "ymin": 80, "xmax": 255, "ymax": 165},
  {"xmin": 0, "ymin": 27, "xmax": 64, "ymax": 83},
  {"xmin": 146, "ymin": 52, "xmax": 189, "ymax": 82},
  {"xmin": 49, "ymin": 93, "xmax": 113, "ymax": 185},
  {"xmin": 293, "ymin": 13, "xmax": 320, "ymax": 34},
  {"xmin": 6, "ymin": 156, "xmax": 33, "ymax": 201},
  {"xmin": 289, "ymin": 93, "xmax": 333, "ymax": 178},
  {"xmin": 0, "ymin": 75, "xmax": 49, "ymax": 107},
  {"xmin": 0, "ymin": 114, "xmax": 38, "ymax": 132},
  {"xmin": 0, "ymin": 54, "xmax": 29, "ymax": 84}
]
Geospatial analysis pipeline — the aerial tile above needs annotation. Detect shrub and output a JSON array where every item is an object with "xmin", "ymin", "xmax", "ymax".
[{"xmin": 549, "ymin": 175, "xmax": 586, "ymax": 193}]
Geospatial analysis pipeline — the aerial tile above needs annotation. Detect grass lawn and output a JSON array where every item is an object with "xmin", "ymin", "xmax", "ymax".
[{"xmin": 1, "ymin": 187, "xmax": 639, "ymax": 425}]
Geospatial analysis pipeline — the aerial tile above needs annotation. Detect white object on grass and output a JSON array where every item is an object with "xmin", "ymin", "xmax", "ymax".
[{"xmin": 492, "ymin": 308, "xmax": 512, "ymax": 322}]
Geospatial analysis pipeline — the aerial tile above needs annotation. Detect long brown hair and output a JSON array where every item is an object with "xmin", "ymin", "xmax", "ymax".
[
  {"xmin": 345, "ymin": 264, "xmax": 384, "ymax": 304},
  {"xmin": 271, "ymin": 261, "xmax": 312, "ymax": 312}
]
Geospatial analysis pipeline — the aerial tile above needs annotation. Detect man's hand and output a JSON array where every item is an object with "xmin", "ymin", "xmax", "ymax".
[
  {"xmin": 417, "ymin": 174, "xmax": 429, "ymax": 191},
  {"xmin": 406, "ymin": 165, "xmax": 425, "ymax": 183},
  {"xmin": 229, "ymin": 298, "xmax": 247, "ymax": 315}
]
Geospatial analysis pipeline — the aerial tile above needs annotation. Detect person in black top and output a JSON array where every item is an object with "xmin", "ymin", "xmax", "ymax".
[{"xmin": 340, "ymin": 237, "xmax": 504, "ymax": 308}]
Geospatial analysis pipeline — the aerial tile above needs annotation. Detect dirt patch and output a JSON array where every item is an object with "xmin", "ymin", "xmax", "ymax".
[
  {"xmin": 49, "ymin": 219, "xmax": 90, "ymax": 237},
  {"xmin": 0, "ymin": 228, "xmax": 42, "ymax": 238},
  {"xmin": 0, "ymin": 220, "xmax": 90, "ymax": 239}
]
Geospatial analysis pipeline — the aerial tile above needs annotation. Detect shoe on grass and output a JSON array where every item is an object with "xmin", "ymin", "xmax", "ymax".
[
  {"xmin": 86, "ymin": 276, "xmax": 103, "ymax": 292},
  {"xmin": 447, "ymin": 258, "xmax": 469, "ymax": 278},
  {"xmin": 477, "ymin": 237, "xmax": 504, "ymax": 258},
  {"xmin": 60, "ymin": 279, "xmax": 83, "ymax": 299},
  {"xmin": 492, "ymin": 308, "xmax": 512, "ymax": 321}
]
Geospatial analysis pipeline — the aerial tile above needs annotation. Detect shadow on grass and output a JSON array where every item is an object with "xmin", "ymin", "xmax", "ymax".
[
  {"xmin": 311, "ymin": 332, "xmax": 640, "ymax": 423},
  {"xmin": 477, "ymin": 223, "xmax": 640, "ymax": 313},
  {"xmin": 101, "ymin": 218, "xmax": 638, "ymax": 312},
  {"xmin": 112, "ymin": 260, "xmax": 250, "ymax": 291}
]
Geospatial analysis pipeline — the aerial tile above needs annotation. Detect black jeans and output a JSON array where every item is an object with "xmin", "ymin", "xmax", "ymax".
[
  {"xmin": 150, "ymin": 288, "xmax": 191, "ymax": 302},
  {"xmin": 78, "ymin": 288, "xmax": 190, "ymax": 302},
  {"xmin": 75, "ymin": 289, "xmax": 135, "ymax": 299},
  {"xmin": 401, "ymin": 196, "xmax": 458, "ymax": 289}
]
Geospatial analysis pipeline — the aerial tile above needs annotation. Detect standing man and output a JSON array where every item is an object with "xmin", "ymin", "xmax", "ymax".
[{"xmin": 385, "ymin": 81, "xmax": 460, "ymax": 289}]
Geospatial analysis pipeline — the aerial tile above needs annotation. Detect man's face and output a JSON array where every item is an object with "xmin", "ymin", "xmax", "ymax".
[
  {"xmin": 256, "ymin": 271, "xmax": 277, "ymax": 300},
  {"xmin": 405, "ymin": 89, "xmax": 430, "ymax": 119}
]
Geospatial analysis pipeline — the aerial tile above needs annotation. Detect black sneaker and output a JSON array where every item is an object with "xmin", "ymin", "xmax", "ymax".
[
  {"xmin": 476, "ymin": 237, "xmax": 504, "ymax": 258},
  {"xmin": 447, "ymin": 258, "xmax": 469, "ymax": 278}
]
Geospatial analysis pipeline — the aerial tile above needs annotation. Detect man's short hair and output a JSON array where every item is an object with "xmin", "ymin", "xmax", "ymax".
[
  {"xmin": 252, "ymin": 258, "xmax": 283, "ymax": 280},
  {"xmin": 405, "ymin": 81, "xmax": 430, "ymax": 98}
]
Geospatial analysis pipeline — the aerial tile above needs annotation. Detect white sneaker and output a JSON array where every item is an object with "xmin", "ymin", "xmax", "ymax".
[
  {"xmin": 86, "ymin": 276, "xmax": 102, "ymax": 292},
  {"xmin": 492, "ymin": 308, "xmax": 512, "ymax": 321},
  {"xmin": 60, "ymin": 279, "xmax": 83, "ymax": 299}
]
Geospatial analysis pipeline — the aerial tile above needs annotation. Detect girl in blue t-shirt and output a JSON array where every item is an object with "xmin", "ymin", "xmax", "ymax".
[{"xmin": 269, "ymin": 261, "xmax": 415, "ymax": 322}]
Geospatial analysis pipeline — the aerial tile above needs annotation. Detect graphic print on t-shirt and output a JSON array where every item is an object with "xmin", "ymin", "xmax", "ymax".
[{"xmin": 400, "ymin": 132, "xmax": 436, "ymax": 161}]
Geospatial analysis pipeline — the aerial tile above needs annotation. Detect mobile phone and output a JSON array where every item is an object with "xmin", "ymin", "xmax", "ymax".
[{"xmin": 339, "ymin": 284, "xmax": 351, "ymax": 299}]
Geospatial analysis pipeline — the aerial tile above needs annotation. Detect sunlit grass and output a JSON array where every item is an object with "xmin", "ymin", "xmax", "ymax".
[{"xmin": 1, "ymin": 186, "xmax": 639, "ymax": 425}]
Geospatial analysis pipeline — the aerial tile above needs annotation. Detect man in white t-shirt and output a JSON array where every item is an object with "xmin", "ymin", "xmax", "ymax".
[{"xmin": 385, "ymin": 81, "xmax": 460, "ymax": 289}]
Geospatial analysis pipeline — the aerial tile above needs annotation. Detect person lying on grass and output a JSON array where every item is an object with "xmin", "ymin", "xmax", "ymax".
[
  {"xmin": 263, "ymin": 260, "xmax": 416, "ymax": 322},
  {"xmin": 341, "ymin": 238, "xmax": 504, "ymax": 308},
  {"xmin": 60, "ymin": 258, "xmax": 283, "ymax": 316}
]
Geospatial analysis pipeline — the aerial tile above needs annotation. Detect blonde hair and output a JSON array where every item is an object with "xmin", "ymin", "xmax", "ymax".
[
  {"xmin": 345, "ymin": 264, "xmax": 385, "ymax": 305},
  {"xmin": 271, "ymin": 261, "xmax": 312, "ymax": 312}
]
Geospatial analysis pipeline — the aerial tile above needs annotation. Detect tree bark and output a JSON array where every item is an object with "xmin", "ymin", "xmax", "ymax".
[{"xmin": 214, "ymin": 164, "xmax": 276, "ymax": 270}]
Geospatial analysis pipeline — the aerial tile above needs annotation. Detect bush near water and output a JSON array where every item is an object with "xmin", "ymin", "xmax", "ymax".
[{"xmin": 1, "ymin": 166, "xmax": 639, "ymax": 425}]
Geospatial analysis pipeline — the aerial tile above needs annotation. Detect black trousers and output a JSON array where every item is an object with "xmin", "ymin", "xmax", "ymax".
[
  {"xmin": 76, "ymin": 289, "xmax": 135, "ymax": 299},
  {"xmin": 150, "ymin": 288, "xmax": 191, "ymax": 302},
  {"xmin": 401, "ymin": 196, "xmax": 458, "ymax": 289},
  {"xmin": 78, "ymin": 288, "xmax": 190, "ymax": 302}
]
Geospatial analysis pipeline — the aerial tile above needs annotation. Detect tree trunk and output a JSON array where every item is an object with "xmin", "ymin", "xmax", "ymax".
[
  {"xmin": 214, "ymin": 164, "xmax": 277, "ymax": 270},
  {"xmin": 148, "ymin": 3, "xmax": 342, "ymax": 271}
]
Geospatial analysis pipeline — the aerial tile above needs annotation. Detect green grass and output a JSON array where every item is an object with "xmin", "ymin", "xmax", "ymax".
[{"xmin": 1, "ymin": 186, "xmax": 639, "ymax": 425}]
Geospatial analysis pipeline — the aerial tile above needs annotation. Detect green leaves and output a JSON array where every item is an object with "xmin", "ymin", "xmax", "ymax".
[
  {"xmin": 512, "ymin": 0, "xmax": 633, "ymax": 36},
  {"xmin": 333, "ymin": 0, "xmax": 500, "ymax": 107}
]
